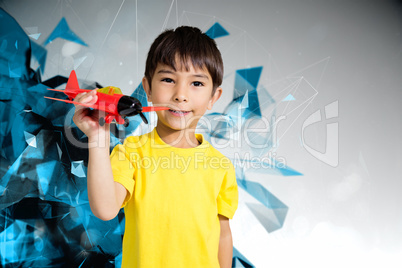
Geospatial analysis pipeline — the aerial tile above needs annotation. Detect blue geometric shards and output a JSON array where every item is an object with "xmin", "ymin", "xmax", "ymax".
[
  {"xmin": 276, "ymin": 164, "xmax": 302, "ymax": 176},
  {"xmin": 0, "ymin": 198, "xmax": 123, "ymax": 267},
  {"xmin": 233, "ymin": 66, "xmax": 263, "ymax": 120},
  {"xmin": 0, "ymin": 8, "xmax": 31, "ymax": 79},
  {"xmin": 0, "ymin": 6, "xmax": 304, "ymax": 268},
  {"xmin": 43, "ymin": 17, "xmax": 88, "ymax": 46},
  {"xmin": 0, "ymin": 207, "xmax": 63, "ymax": 267},
  {"xmin": 234, "ymin": 66, "xmax": 263, "ymax": 98},
  {"xmin": 200, "ymin": 64, "xmax": 301, "ymax": 237},
  {"xmin": 205, "ymin": 22, "xmax": 229, "ymax": 39},
  {"xmin": 1, "ymin": 129, "xmax": 77, "ymax": 209},
  {"xmin": 24, "ymin": 131, "xmax": 37, "ymax": 148},
  {"xmin": 208, "ymin": 66, "xmax": 266, "ymax": 141},
  {"xmin": 232, "ymin": 247, "xmax": 254, "ymax": 267},
  {"xmin": 71, "ymin": 160, "xmax": 87, "ymax": 178},
  {"xmin": 238, "ymin": 179, "xmax": 288, "ymax": 233},
  {"xmin": 0, "ymin": 9, "xmax": 123, "ymax": 267}
]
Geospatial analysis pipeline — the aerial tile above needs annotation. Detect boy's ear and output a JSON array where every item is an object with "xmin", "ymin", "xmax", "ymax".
[
  {"xmin": 207, "ymin": 87, "xmax": 223, "ymax": 110},
  {"xmin": 142, "ymin": 77, "xmax": 152, "ymax": 102}
]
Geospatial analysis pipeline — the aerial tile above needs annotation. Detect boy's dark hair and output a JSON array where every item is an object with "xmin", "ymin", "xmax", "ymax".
[{"xmin": 144, "ymin": 26, "xmax": 223, "ymax": 94}]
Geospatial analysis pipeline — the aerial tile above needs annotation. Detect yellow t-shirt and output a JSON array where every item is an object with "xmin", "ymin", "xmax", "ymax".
[{"xmin": 110, "ymin": 128, "xmax": 238, "ymax": 268}]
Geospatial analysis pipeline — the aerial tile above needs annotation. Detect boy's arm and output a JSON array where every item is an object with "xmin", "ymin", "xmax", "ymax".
[
  {"xmin": 73, "ymin": 91, "xmax": 127, "ymax": 221},
  {"xmin": 87, "ymin": 132, "xmax": 127, "ymax": 221},
  {"xmin": 218, "ymin": 214, "xmax": 233, "ymax": 268}
]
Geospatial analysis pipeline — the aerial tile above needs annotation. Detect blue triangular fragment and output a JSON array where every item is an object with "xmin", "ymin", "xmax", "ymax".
[
  {"xmin": 236, "ymin": 66, "xmax": 263, "ymax": 89},
  {"xmin": 71, "ymin": 160, "xmax": 86, "ymax": 178},
  {"xmin": 238, "ymin": 179, "xmax": 289, "ymax": 232},
  {"xmin": 233, "ymin": 258, "xmax": 246, "ymax": 268},
  {"xmin": 232, "ymin": 247, "xmax": 254, "ymax": 267},
  {"xmin": 232, "ymin": 89, "xmax": 261, "ymax": 118},
  {"xmin": 9, "ymin": 65, "xmax": 22, "ymax": 78},
  {"xmin": 282, "ymin": 93, "xmax": 296, "ymax": 102},
  {"xmin": 239, "ymin": 91, "xmax": 249, "ymax": 109},
  {"xmin": 277, "ymin": 165, "xmax": 303, "ymax": 176},
  {"xmin": 237, "ymin": 179, "xmax": 288, "ymax": 210},
  {"xmin": 114, "ymin": 252, "xmax": 123, "ymax": 268},
  {"xmin": 24, "ymin": 131, "xmax": 37, "ymax": 147},
  {"xmin": 29, "ymin": 33, "xmax": 41, "ymax": 40},
  {"xmin": 245, "ymin": 89, "xmax": 261, "ymax": 117},
  {"xmin": 110, "ymin": 134, "xmax": 122, "ymax": 150},
  {"xmin": 205, "ymin": 22, "xmax": 229, "ymax": 39},
  {"xmin": 43, "ymin": 17, "xmax": 88, "ymax": 46},
  {"xmin": 37, "ymin": 161, "xmax": 57, "ymax": 195},
  {"xmin": 247, "ymin": 203, "xmax": 288, "ymax": 232}
]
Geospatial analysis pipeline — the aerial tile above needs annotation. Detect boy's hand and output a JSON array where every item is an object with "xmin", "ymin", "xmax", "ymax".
[
  {"xmin": 72, "ymin": 90, "xmax": 109, "ymax": 141},
  {"xmin": 76, "ymin": 90, "xmax": 126, "ymax": 220}
]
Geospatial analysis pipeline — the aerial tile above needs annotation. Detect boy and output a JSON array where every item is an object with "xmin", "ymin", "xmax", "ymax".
[{"xmin": 73, "ymin": 26, "xmax": 238, "ymax": 268}]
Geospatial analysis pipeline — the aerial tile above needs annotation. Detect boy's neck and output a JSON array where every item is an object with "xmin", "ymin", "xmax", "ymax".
[{"xmin": 155, "ymin": 124, "xmax": 200, "ymax": 149}]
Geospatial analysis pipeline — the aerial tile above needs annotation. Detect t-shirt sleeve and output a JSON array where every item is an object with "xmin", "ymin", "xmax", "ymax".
[
  {"xmin": 110, "ymin": 139, "xmax": 136, "ymax": 207},
  {"xmin": 217, "ymin": 163, "xmax": 238, "ymax": 219}
]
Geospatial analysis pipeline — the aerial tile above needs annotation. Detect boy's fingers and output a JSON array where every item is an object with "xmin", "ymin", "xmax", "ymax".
[
  {"xmin": 73, "ymin": 93, "xmax": 87, "ymax": 107},
  {"xmin": 74, "ymin": 91, "xmax": 97, "ymax": 109}
]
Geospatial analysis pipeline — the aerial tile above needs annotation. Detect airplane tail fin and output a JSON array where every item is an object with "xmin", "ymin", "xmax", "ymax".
[
  {"xmin": 44, "ymin": 96, "xmax": 98, "ymax": 110},
  {"xmin": 46, "ymin": 70, "xmax": 91, "ymax": 100},
  {"xmin": 66, "ymin": 70, "xmax": 80, "ymax": 91}
]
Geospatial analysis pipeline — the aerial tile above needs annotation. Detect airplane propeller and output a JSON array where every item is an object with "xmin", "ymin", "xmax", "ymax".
[
  {"xmin": 119, "ymin": 105, "xmax": 148, "ymax": 124},
  {"xmin": 119, "ymin": 100, "xmax": 168, "ymax": 125}
]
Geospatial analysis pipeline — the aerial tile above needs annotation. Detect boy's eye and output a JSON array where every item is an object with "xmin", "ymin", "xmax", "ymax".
[
  {"xmin": 162, "ymin": 78, "xmax": 174, "ymax": 83},
  {"xmin": 192, "ymin": 81, "xmax": 204, "ymax": 87}
]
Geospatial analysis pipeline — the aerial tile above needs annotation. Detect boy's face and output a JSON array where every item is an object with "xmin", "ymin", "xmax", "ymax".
[{"xmin": 142, "ymin": 61, "xmax": 222, "ymax": 132}]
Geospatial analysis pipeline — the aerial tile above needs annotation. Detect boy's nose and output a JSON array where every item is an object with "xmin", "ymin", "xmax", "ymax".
[
  {"xmin": 172, "ymin": 85, "xmax": 188, "ymax": 102},
  {"xmin": 174, "ymin": 95, "xmax": 187, "ymax": 102}
]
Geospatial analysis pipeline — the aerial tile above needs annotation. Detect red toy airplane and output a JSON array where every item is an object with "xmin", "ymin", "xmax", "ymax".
[{"xmin": 44, "ymin": 70, "xmax": 169, "ymax": 127}]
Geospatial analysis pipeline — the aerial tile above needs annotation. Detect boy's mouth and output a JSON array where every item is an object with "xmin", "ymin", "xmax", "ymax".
[{"xmin": 168, "ymin": 109, "xmax": 191, "ymax": 117}]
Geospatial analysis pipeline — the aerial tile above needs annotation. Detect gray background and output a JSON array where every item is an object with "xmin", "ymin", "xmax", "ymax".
[{"xmin": 1, "ymin": 0, "xmax": 401, "ymax": 267}]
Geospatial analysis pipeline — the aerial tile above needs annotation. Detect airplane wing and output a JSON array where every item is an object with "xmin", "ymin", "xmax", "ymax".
[
  {"xmin": 47, "ymin": 88, "xmax": 93, "ymax": 99},
  {"xmin": 44, "ymin": 96, "xmax": 99, "ymax": 110},
  {"xmin": 47, "ymin": 88, "xmax": 92, "ymax": 94}
]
